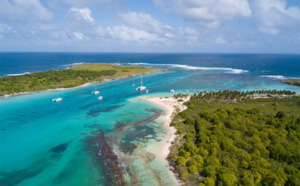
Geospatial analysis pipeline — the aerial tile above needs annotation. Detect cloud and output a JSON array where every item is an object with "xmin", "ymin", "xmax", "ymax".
[
  {"xmin": 253, "ymin": 0, "xmax": 300, "ymax": 34},
  {"xmin": 119, "ymin": 11, "xmax": 172, "ymax": 34},
  {"xmin": 0, "ymin": 24, "xmax": 12, "ymax": 33},
  {"xmin": 111, "ymin": 11, "xmax": 176, "ymax": 43},
  {"xmin": 107, "ymin": 25, "xmax": 163, "ymax": 43},
  {"xmin": 0, "ymin": 0, "xmax": 53, "ymax": 21},
  {"xmin": 73, "ymin": 32, "xmax": 85, "ymax": 40},
  {"xmin": 68, "ymin": 7, "xmax": 94, "ymax": 23},
  {"xmin": 154, "ymin": 0, "xmax": 252, "ymax": 28}
]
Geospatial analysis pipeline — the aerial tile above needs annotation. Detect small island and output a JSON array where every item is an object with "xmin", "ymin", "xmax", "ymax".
[
  {"xmin": 0, "ymin": 63, "xmax": 162, "ymax": 97},
  {"xmin": 167, "ymin": 90, "xmax": 300, "ymax": 186},
  {"xmin": 282, "ymin": 78, "xmax": 300, "ymax": 87}
]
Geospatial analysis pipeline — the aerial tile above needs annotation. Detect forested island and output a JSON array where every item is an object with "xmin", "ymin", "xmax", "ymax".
[
  {"xmin": 0, "ymin": 63, "xmax": 160, "ymax": 96},
  {"xmin": 282, "ymin": 78, "xmax": 300, "ymax": 87},
  {"xmin": 169, "ymin": 90, "xmax": 300, "ymax": 186}
]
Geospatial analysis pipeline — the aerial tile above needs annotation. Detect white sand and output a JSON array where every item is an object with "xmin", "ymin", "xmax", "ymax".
[{"xmin": 140, "ymin": 96, "xmax": 190, "ymax": 159}]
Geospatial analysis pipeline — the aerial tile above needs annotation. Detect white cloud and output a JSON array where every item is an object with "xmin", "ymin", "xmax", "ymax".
[
  {"xmin": 107, "ymin": 25, "xmax": 162, "ymax": 43},
  {"xmin": 68, "ymin": 7, "xmax": 94, "ymax": 23},
  {"xmin": 253, "ymin": 0, "xmax": 300, "ymax": 34},
  {"xmin": 73, "ymin": 32, "xmax": 85, "ymax": 40},
  {"xmin": 0, "ymin": 24, "xmax": 12, "ymax": 33},
  {"xmin": 154, "ymin": 0, "xmax": 252, "ymax": 28},
  {"xmin": 0, "ymin": 0, "xmax": 53, "ymax": 21},
  {"xmin": 215, "ymin": 37, "xmax": 227, "ymax": 44},
  {"xmin": 119, "ymin": 11, "xmax": 172, "ymax": 34}
]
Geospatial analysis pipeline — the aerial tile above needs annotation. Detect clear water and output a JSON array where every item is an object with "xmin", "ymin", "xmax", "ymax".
[{"xmin": 0, "ymin": 53, "xmax": 300, "ymax": 185}]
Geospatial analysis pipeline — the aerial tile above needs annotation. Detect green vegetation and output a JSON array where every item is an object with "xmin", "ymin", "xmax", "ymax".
[
  {"xmin": 169, "ymin": 90, "xmax": 300, "ymax": 186},
  {"xmin": 283, "ymin": 79, "xmax": 300, "ymax": 87},
  {"xmin": 0, "ymin": 63, "xmax": 158, "ymax": 96}
]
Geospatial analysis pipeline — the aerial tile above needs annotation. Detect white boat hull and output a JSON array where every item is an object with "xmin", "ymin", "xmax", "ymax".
[
  {"xmin": 136, "ymin": 86, "xmax": 146, "ymax": 91},
  {"xmin": 52, "ymin": 98, "xmax": 62, "ymax": 102}
]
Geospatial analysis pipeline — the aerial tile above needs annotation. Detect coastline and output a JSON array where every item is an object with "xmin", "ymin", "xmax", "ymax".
[
  {"xmin": 1, "ymin": 69, "xmax": 165, "ymax": 98},
  {"xmin": 140, "ymin": 96, "xmax": 190, "ymax": 184}
]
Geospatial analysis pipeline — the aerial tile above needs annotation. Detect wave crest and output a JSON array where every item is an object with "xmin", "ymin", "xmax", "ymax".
[
  {"xmin": 6, "ymin": 72, "xmax": 31, "ymax": 76},
  {"xmin": 261, "ymin": 75, "xmax": 286, "ymax": 80},
  {"xmin": 127, "ymin": 63, "xmax": 248, "ymax": 74}
]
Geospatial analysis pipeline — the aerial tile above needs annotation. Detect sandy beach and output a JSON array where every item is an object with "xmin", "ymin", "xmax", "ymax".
[{"xmin": 140, "ymin": 96, "xmax": 190, "ymax": 159}]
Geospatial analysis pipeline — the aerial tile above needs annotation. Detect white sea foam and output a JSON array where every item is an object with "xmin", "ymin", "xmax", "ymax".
[
  {"xmin": 156, "ymin": 64, "xmax": 248, "ymax": 73},
  {"xmin": 6, "ymin": 72, "xmax": 31, "ymax": 76},
  {"xmin": 127, "ymin": 62, "xmax": 248, "ymax": 74},
  {"xmin": 127, "ymin": 62, "xmax": 150, "ymax": 65},
  {"xmin": 261, "ymin": 75, "xmax": 286, "ymax": 80},
  {"xmin": 69, "ymin": 62, "xmax": 86, "ymax": 65}
]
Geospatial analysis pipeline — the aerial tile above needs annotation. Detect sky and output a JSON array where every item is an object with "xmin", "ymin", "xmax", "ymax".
[{"xmin": 0, "ymin": 0, "xmax": 300, "ymax": 53}]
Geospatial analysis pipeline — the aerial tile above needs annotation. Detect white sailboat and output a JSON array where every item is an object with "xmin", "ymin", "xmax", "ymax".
[
  {"xmin": 52, "ymin": 89, "xmax": 62, "ymax": 102},
  {"xmin": 97, "ymin": 96, "xmax": 103, "ymax": 101},
  {"xmin": 136, "ymin": 75, "xmax": 146, "ymax": 91},
  {"xmin": 52, "ymin": 97, "xmax": 62, "ymax": 102},
  {"xmin": 92, "ymin": 89, "xmax": 99, "ymax": 94},
  {"xmin": 146, "ymin": 89, "xmax": 149, "ymax": 93},
  {"xmin": 170, "ymin": 89, "xmax": 175, "ymax": 93},
  {"xmin": 132, "ymin": 81, "xmax": 135, "ymax": 87}
]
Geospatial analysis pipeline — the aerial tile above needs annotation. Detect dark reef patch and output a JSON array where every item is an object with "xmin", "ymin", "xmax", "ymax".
[
  {"xmin": 119, "ymin": 142, "xmax": 137, "ymax": 154},
  {"xmin": 0, "ymin": 161, "xmax": 44, "ymax": 186},
  {"xmin": 87, "ymin": 104, "xmax": 125, "ymax": 117},
  {"xmin": 123, "ymin": 125, "xmax": 157, "ymax": 142},
  {"xmin": 84, "ymin": 129, "xmax": 127, "ymax": 186},
  {"xmin": 51, "ymin": 143, "xmax": 69, "ymax": 153},
  {"xmin": 80, "ymin": 102, "xmax": 100, "ymax": 109}
]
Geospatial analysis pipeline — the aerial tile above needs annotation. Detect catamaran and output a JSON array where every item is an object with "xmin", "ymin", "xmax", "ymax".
[
  {"xmin": 136, "ymin": 75, "xmax": 146, "ymax": 91},
  {"xmin": 92, "ymin": 90, "xmax": 99, "ymax": 94},
  {"xmin": 52, "ymin": 97, "xmax": 62, "ymax": 102}
]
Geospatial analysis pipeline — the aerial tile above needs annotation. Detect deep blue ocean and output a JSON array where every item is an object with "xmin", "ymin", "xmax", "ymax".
[{"xmin": 0, "ymin": 53, "xmax": 300, "ymax": 186}]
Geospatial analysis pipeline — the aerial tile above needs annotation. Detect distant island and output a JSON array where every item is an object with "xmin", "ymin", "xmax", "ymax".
[
  {"xmin": 282, "ymin": 78, "xmax": 300, "ymax": 87},
  {"xmin": 0, "ymin": 63, "xmax": 162, "ymax": 97},
  {"xmin": 168, "ymin": 90, "xmax": 300, "ymax": 186}
]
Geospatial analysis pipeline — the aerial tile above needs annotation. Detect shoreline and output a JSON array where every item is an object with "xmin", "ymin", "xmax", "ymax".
[
  {"xmin": 140, "ymin": 96, "xmax": 190, "ymax": 184},
  {"xmin": 1, "ymin": 69, "xmax": 165, "ymax": 98}
]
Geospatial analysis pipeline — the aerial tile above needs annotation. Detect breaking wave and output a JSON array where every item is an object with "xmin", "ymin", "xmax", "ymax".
[
  {"xmin": 261, "ymin": 75, "xmax": 286, "ymax": 80},
  {"xmin": 6, "ymin": 72, "xmax": 31, "ymax": 76},
  {"xmin": 127, "ymin": 63, "xmax": 248, "ymax": 74}
]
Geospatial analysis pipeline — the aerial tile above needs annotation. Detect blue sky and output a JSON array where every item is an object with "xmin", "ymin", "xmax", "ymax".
[{"xmin": 0, "ymin": 0, "xmax": 300, "ymax": 53}]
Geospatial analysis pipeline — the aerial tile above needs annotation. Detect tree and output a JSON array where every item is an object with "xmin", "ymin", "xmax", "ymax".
[
  {"xmin": 176, "ymin": 156, "xmax": 186, "ymax": 166},
  {"xmin": 203, "ymin": 177, "xmax": 215, "ymax": 186},
  {"xmin": 217, "ymin": 172, "xmax": 238, "ymax": 186},
  {"xmin": 188, "ymin": 165, "xmax": 198, "ymax": 174},
  {"xmin": 185, "ymin": 117, "xmax": 195, "ymax": 125}
]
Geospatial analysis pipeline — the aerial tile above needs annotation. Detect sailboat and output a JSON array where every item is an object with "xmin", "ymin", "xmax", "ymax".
[
  {"xmin": 52, "ymin": 97, "xmax": 62, "ymax": 102},
  {"xmin": 92, "ymin": 90, "xmax": 99, "ymax": 94},
  {"xmin": 52, "ymin": 90, "xmax": 62, "ymax": 102},
  {"xmin": 136, "ymin": 75, "xmax": 146, "ymax": 91},
  {"xmin": 132, "ymin": 81, "xmax": 135, "ymax": 87}
]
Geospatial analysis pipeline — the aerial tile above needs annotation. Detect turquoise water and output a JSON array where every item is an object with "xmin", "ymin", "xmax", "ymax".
[{"xmin": 0, "ymin": 53, "xmax": 300, "ymax": 185}]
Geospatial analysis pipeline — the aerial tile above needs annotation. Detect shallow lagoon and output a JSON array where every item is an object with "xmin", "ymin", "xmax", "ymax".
[{"xmin": 1, "ymin": 54, "xmax": 300, "ymax": 185}]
